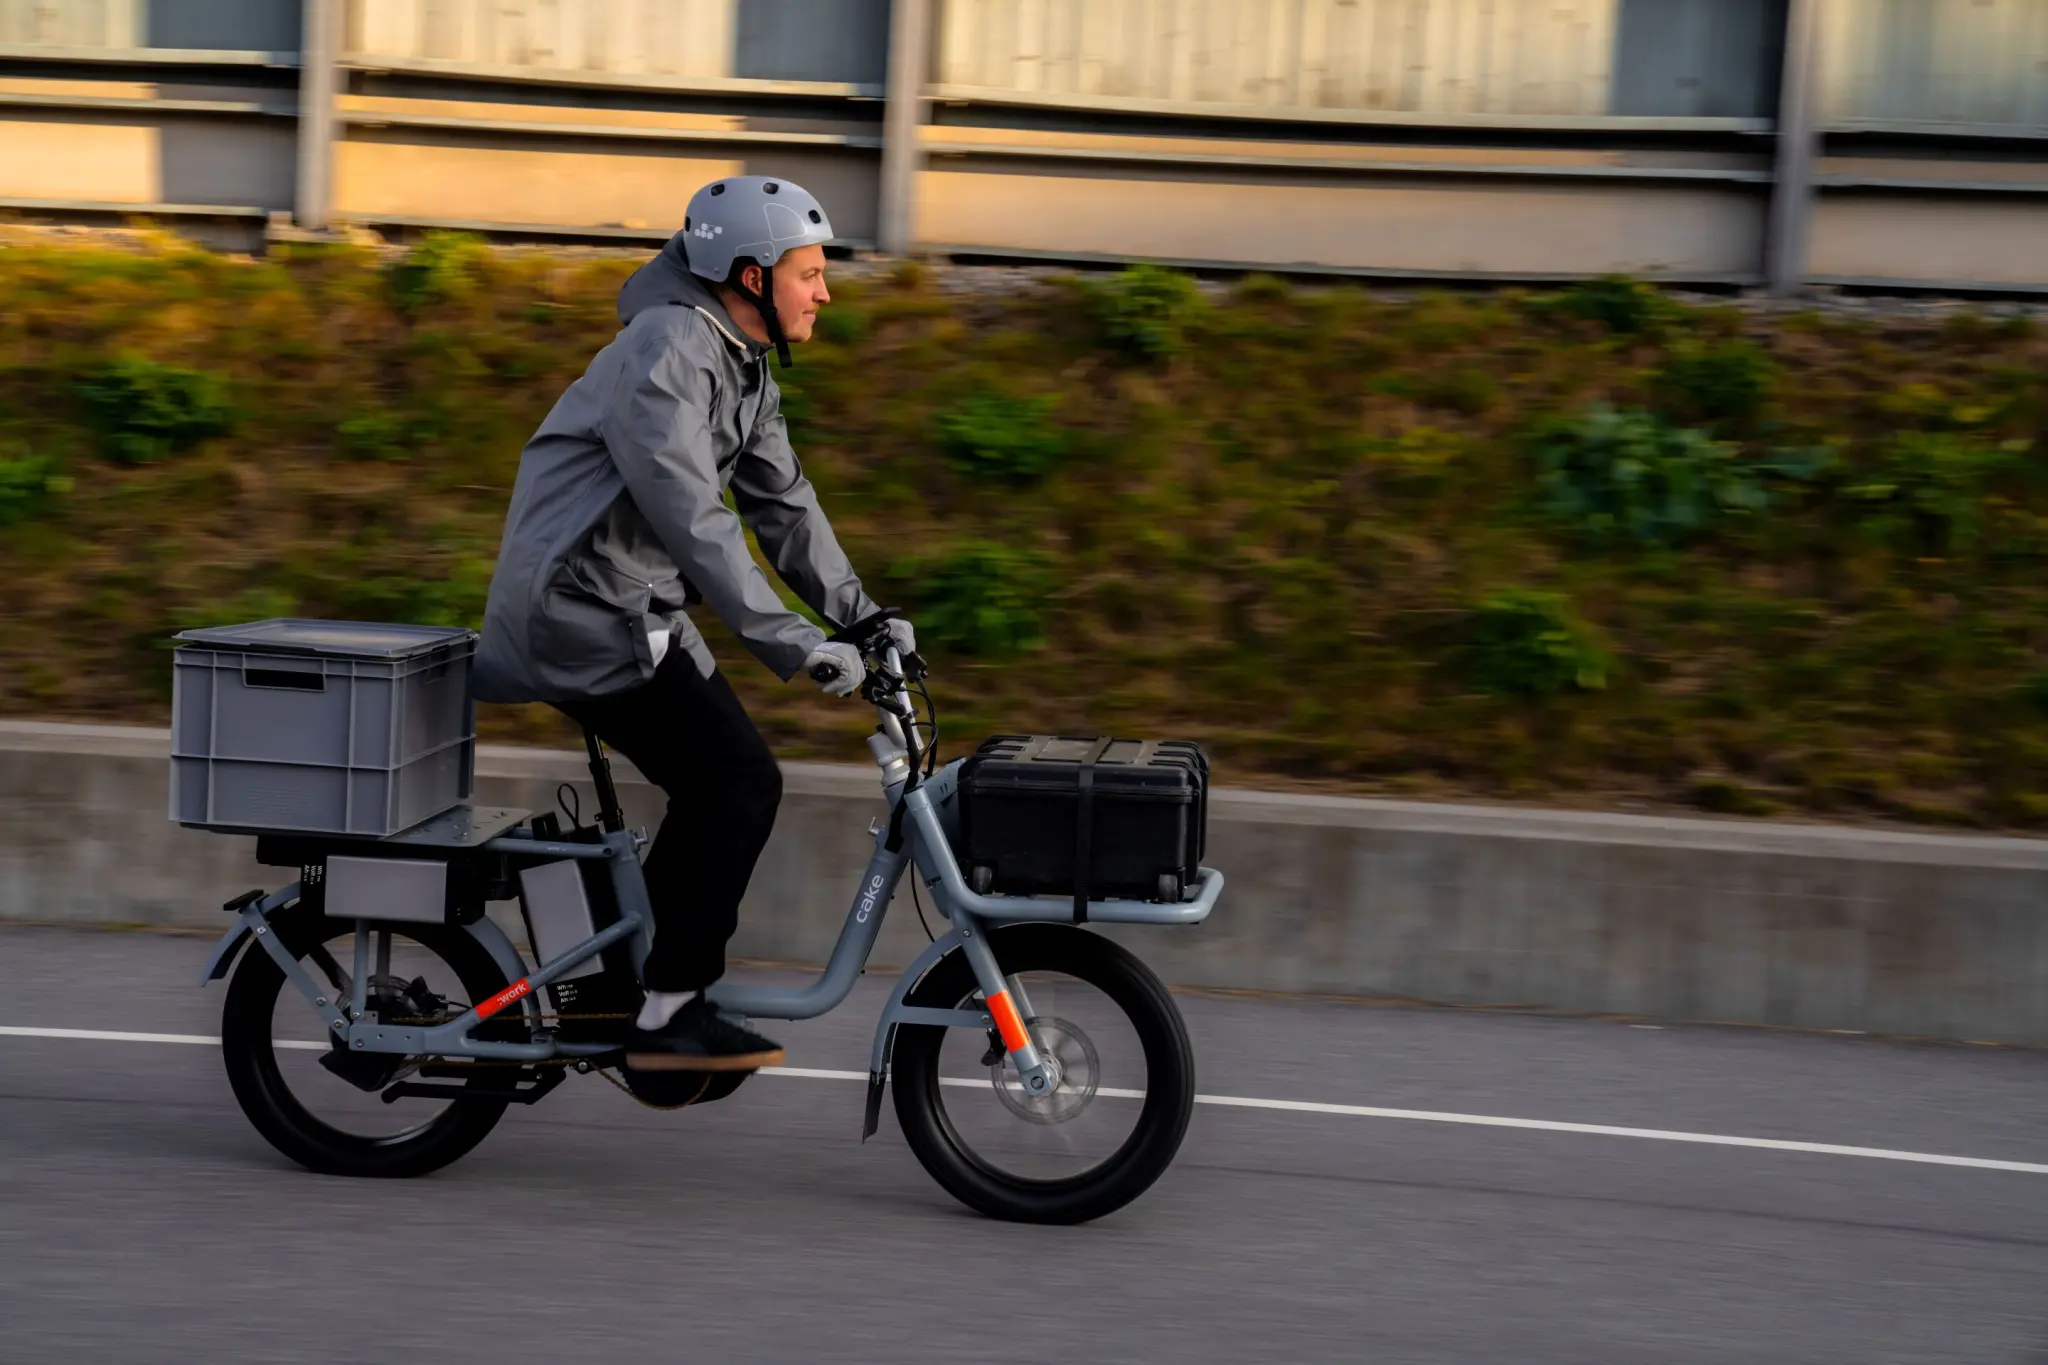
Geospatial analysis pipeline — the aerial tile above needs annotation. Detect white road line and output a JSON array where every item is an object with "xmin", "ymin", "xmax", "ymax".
[{"xmin": 5, "ymin": 1025, "xmax": 2044, "ymax": 1176}]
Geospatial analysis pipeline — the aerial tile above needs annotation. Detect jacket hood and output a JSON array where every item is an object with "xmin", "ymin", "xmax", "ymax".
[{"xmin": 617, "ymin": 233, "xmax": 765, "ymax": 358}]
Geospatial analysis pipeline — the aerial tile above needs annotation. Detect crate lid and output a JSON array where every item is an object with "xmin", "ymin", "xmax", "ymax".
[{"xmin": 173, "ymin": 618, "xmax": 476, "ymax": 661}]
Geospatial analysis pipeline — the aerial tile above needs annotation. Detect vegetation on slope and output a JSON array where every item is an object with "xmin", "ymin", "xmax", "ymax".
[{"xmin": 2, "ymin": 232, "xmax": 2045, "ymax": 826}]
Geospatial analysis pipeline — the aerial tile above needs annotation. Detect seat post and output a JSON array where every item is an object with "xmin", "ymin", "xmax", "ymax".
[{"xmin": 583, "ymin": 728, "xmax": 627, "ymax": 834}]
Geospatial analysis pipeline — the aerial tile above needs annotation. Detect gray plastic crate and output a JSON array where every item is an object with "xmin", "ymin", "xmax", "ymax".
[{"xmin": 170, "ymin": 619, "xmax": 478, "ymax": 837}]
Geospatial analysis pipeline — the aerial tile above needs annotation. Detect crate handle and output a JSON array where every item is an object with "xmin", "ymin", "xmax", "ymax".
[{"xmin": 244, "ymin": 667, "xmax": 325, "ymax": 692}]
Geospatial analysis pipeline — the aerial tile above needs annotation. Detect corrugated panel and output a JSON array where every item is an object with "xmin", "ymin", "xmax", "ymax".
[
  {"xmin": 150, "ymin": 0, "xmax": 301, "ymax": 50},
  {"xmin": 350, "ymin": 0, "xmax": 733, "ymax": 76},
  {"xmin": 0, "ymin": 0, "xmax": 293, "ymax": 50},
  {"xmin": 734, "ymin": 0, "xmax": 888, "ymax": 85},
  {"xmin": 0, "ymin": 0, "xmax": 145, "ymax": 47},
  {"xmin": 1822, "ymin": 0, "xmax": 2048, "ymax": 129},
  {"xmin": 1609, "ymin": 0, "xmax": 1783, "ymax": 119},
  {"xmin": 347, "ymin": 0, "xmax": 886, "ymax": 84},
  {"xmin": 936, "ymin": 0, "xmax": 1620, "ymax": 117}
]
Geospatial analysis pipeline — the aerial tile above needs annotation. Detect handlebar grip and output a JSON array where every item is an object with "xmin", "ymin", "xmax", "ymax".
[{"xmin": 808, "ymin": 661, "xmax": 842, "ymax": 684}]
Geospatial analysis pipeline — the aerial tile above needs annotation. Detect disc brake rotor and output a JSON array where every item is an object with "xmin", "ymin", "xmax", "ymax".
[{"xmin": 990, "ymin": 1016, "xmax": 1099, "ymax": 1125}]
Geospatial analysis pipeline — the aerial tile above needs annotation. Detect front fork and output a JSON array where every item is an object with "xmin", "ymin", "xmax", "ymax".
[{"xmin": 954, "ymin": 912, "xmax": 1054, "ymax": 1097}]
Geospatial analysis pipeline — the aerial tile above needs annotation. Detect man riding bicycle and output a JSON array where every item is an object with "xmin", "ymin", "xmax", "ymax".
[{"xmin": 471, "ymin": 176, "xmax": 907, "ymax": 1075}]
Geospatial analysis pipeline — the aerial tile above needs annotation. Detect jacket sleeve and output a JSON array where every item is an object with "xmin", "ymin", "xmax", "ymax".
[
  {"xmin": 600, "ymin": 321, "xmax": 826, "ymax": 680},
  {"xmin": 730, "ymin": 376, "xmax": 880, "ymax": 634}
]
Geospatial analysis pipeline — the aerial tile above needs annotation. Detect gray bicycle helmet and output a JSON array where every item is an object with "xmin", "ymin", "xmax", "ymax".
[{"xmin": 681, "ymin": 175, "xmax": 835, "ymax": 367}]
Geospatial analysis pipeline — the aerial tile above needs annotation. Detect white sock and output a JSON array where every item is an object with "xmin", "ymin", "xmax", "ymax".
[{"xmin": 636, "ymin": 990, "xmax": 694, "ymax": 1030}]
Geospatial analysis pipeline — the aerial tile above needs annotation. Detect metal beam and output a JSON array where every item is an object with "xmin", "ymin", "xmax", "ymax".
[
  {"xmin": 341, "ymin": 53, "xmax": 880, "ymax": 102},
  {"xmin": 295, "ymin": 0, "xmax": 341, "ymax": 232},
  {"xmin": 337, "ymin": 108, "xmax": 881, "ymax": 150},
  {"xmin": 330, "ymin": 210, "xmax": 878, "ymax": 251},
  {"xmin": 922, "ymin": 141, "xmax": 1773, "ymax": 186},
  {"xmin": 928, "ymin": 83, "xmax": 1774, "ymax": 136},
  {"xmin": 1767, "ymin": 0, "xmax": 1822, "ymax": 296},
  {"xmin": 877, "ymin": 0, "xmax": 933, "ymax": 256},
  {"xmin": 920, "ymin": 242, "xmax": 1763, "ymax": 289},
  {"xmin": 0, "ymin": 196, "xmax": 267, "ymax": 219},
  {"xmin": 0, "ymin": 44, "xmax": 296, "ymax": 68},
  {"xmin": 0, "ymin": 92, "xmax": 295, "ymax": 118}
]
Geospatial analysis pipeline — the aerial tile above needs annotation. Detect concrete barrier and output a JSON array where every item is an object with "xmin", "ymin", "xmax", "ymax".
[{"xmin": 2, "ymin": 720, "xmax": 2044, "ymax": 1044}]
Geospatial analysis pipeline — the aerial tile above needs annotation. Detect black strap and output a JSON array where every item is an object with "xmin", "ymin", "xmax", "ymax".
[
  {"xmin": 734, "ymin": 262, "xmax": 793, "ymax": 369},
  {"xmin": 1072, "ymin": 737, "xmax": 1113, "ymax": 923}
]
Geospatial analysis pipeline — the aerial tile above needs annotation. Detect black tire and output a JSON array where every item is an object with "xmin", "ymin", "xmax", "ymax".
[
  {"xmin": 891, "ymin": 924, "xmax": 1195, "ymax": 1224},
  {"xmin": 221, "ymin": 903, "xmax": 516, "ymax": 1178}
]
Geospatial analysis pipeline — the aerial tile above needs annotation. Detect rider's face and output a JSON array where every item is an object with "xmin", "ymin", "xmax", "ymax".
[{"xmin": 769, "ymin": 245, "xmax": 830, "ymax": 344}]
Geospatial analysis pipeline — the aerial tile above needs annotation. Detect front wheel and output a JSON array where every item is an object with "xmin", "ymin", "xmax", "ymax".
[{"xmin": 891, "ymin": 924, "xmax": 1195, "ymax": 1224}]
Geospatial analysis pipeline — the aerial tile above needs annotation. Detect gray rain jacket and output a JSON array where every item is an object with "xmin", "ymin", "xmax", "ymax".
[{"xmin": 471, "ymin": 236, "xmax": 876, "ymax": 703}]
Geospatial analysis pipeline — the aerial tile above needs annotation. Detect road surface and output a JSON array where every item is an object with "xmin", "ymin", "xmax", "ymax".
[{"xmin": 1, "ymin": 923, "xmax": 2044, "ymax": 1364}]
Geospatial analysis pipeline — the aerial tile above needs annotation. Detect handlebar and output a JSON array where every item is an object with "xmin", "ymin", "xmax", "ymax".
[{"xmin": 813, "ymin": 606, "xmax": 928, "ymax": 693}]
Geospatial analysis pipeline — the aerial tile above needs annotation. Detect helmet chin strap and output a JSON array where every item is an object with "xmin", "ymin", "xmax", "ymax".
[{"xmin": 734, "ymin": 261, "xmax": 793, "ymax": 369}]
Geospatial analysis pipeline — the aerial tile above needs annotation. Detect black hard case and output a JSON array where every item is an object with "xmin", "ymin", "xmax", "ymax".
[{"xmin": 956, "ymin": 735, "xmax": 1209, "ymax": 909}]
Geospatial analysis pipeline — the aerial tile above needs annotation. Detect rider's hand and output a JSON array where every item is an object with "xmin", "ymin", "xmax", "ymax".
[
  {"xmin": 881, "ymin": 618, "xmax": 917, "ymax": 659},
  {"xmin": 804, "ymin": 642, "xmax": 864, "ymax": 698}
]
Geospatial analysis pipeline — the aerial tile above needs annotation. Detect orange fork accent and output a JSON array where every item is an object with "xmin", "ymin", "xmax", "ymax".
[{"xmin": 986, "ymin": 989, "xmax": 1032, "ymax": 1054}]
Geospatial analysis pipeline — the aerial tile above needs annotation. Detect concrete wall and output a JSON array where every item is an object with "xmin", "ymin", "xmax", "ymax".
[
  {"xmin": 4, "ymin": 721, "xmax": 2043, "ymax": 1045},
  {"xmin": 2, "ymin": 0, "xmax": 2044, "ymax": 291}
]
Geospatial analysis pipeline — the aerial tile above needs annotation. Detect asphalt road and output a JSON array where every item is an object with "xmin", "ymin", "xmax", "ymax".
[{"xmin": 1, "ymin": 922, "xmax": 2045, "ymax": 1364}]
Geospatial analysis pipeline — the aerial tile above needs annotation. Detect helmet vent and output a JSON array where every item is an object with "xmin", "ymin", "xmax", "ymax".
[
  {"xmin": 764, "ymin": 182, "xmax": 780, "ymax": 194},
  {"xmin": 808, "ymin": 209, "xmax": 821, "ymax": 223},
  {"xmin": 710, "ymin": 183, "xmax": 725, "ymax": 196}
]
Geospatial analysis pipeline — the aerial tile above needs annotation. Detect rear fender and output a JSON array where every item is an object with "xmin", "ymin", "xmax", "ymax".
[{"xmin": 198, "ymin": 924, "xmax": 252, "ymax": 985}]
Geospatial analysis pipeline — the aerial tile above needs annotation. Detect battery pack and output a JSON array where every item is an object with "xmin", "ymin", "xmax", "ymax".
[
  {"xmin": 517, "ymin": 859, "xmax": 604, "ymax": 981},
  {"xmin": 325, "ymin": 855, "xmax": 448, "ymax": 924}
]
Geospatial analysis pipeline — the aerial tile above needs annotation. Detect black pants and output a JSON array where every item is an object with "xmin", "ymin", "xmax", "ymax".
[{"xmin": 556, "ymin": 652, "xmax": 782, "ymax": 993}]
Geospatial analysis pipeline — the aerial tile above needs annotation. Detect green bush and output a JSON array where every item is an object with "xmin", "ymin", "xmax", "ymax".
[
  {"xmin": 1846, "ymin": 432, "xmax": 2023, "ymax": 557},
  {"xmin": 337, "ymin": 410, "xmax": 409, "ymax": 460},
  {"xmin": 813, "ymin": 301, "xmax": 871, "ymax": 347},
  {"xmin": 1458, "ymin": 590, "xmax": 1610, "ymax": 698},
  {"xmin": 387, "ymin": 231, "xmax": 488, "ymax": 315},
  {"xmin": 410, "ymin": 554, "xmax": 496, "ymax": 631},
  {"xmin": 1418, "ymin": 367, "xmax": 1498, "ymax": 417},
  {"xmin": 935, "ymin": 391, "xmax": 1068, "ymax": 483},
  {"xmin": 1543, "ymin": 276, "xmax": 1673, "ymax": 336},
  {"xmin": 1651, "ymin": 339, "xmax": 1779, "ymax": 431},
  {"xmin": 1533, "ymin": 405, "xmax": 1776, "ymax": 546},
  {"xmin": 894, "ymin": 541, "xmax": 1049, "ymax": 657},
  {"xmin": 0, "ymin": 443, "xmax": 69, "ymax": 525},
  {"xmin": 74, "ymin": 354, "xmax": 235, "ymax": 464},
  {"xmin": 1093, "ymin": 264, "xmax": 1206, "ymax": 362}
]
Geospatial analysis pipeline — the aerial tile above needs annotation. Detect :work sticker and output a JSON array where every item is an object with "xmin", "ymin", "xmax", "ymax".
[{"xmin": 474, "ymin": 979, "xmax": 532, "ymax": 1021}]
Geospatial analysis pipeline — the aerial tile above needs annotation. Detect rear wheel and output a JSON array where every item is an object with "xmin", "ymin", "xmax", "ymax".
[
  {"xmin": 891, "ymin": 924, "xmax": 1195, "ymax": 1224},
  {"xmin": 221, "ymin": 903, "xmax": 517, "ymax": 1177}
]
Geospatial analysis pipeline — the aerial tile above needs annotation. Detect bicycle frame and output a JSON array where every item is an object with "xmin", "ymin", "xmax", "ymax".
[{"xmin": 201, "ymin": 647, "xmax": 1222, "ymax": 1112}]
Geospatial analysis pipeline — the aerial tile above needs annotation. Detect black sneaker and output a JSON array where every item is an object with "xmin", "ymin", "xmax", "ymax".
[{"xmin": 624, "ymin": 996, "xmax": 785, "ymax": 1073}]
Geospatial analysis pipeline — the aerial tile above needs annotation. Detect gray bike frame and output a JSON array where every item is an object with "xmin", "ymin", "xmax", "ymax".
[{"xmin": 201, "ymin": 650, "xmax": 1223, "ymax": 1102}]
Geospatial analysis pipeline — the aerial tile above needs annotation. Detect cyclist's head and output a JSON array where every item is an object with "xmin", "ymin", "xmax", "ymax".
[{"xmin": 681, "ymin": 175, "xmax": 835, "ymax": 362}]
